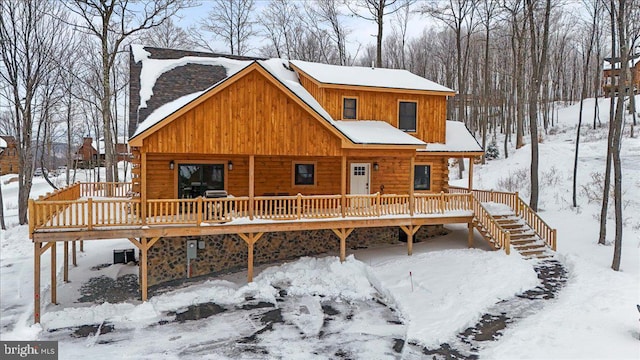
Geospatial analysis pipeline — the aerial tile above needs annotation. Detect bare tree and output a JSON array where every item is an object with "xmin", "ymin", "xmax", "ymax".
[
  {"xmin": 198, "ymin": 0, "xmax": 255, "ymax": 55},
  {"xmin": 139, "ymin": 17, "xmax": 197, "ymax": 50},
  {"xmin": 572, "ymin": 0, "xmax": 600, "ymax": 208},
  {"xmin": 525, "ymin": 0, "xmax": 552, "ymax": 212},
  {"xmin": 305, "ymin": 0, "xmax": 351, "ymax": 65},
  {"xmin": 347, "ymin": 0, "xmax": 409, "ymax": 68},
  {"xmin": 0, "ymin": 0, "xmax": 68, "ymax": 224},
  {"xmin": 610, "ymin": 0, "xmax": 630, "ymax": 271},
  {"xmin": 259, "ymin": 0, "xmax": 300, "ymax": 58},
  {"xmin": 66, "ymin": 0, "xmax": 192, "ymax": 186}
]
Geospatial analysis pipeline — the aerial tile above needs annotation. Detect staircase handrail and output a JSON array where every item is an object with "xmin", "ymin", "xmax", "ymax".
[{"xmin": 469, "ymin": 194, "xmax": 511, "ymax": 255}]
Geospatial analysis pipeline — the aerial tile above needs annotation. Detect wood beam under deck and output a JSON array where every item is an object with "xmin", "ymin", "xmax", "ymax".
[
  {"xmin": 32, "ymin": 215, "xmax": 474, "ymax": 242},
  {"xmin": 237, "ymin": 232, "xmax": 264, "ymax": 282},
  {"xmin": 128, "ymin": 237, "xmax": 161, "ymax": 301},
  {"xmin": 330, "ymin": 228, "xmax": 354, "ymax": 262},
  {"xmin": 400, "ymin": 225, "xmax": 421, "ymax": 255}
]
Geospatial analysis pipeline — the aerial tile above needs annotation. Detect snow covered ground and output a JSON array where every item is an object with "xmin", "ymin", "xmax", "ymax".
[{"xmin": 1, "ymin": 97, "xmax": 639, "ymax": 359}]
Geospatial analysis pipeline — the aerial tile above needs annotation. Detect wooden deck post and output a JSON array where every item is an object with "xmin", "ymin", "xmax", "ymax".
[
  {"xmin": 87, "ymin": 198, "xmax": 93, "ymax": 231},
  {"xmin": 249, "ymin": 155, "xmax": 254, "ymax": 220},
  {"xmin": 468, "ymin": 222, "xmax": 474, "ymax": 248},
  {"xmin": 141, "ymin": 237, "xmax": 148, "ymax": 301},
  {"xmin": 80, "ymin": 240, "xmax": 84, "ymax": 252},
  {"xmin": 238, "ymin": 233, "xmax": 264, "ymax": 282},
  {"xmin": 141, "ymin": 151, "xmax": 148, "ymax": 225},
  {"xmin": 331, "ymin": 228, "xmax": 353, "ymax": 262},
  {"xmin": 63, "ymin": 241, "xmax": 69, "ymax": 282},
  {"xmin": 72, "ymin": 240, "xmax": 77, "ymax": 266},
  {"xmin": 34, "ymin": 242, "xmax": 41, "ymax": 324},
  {"xmin": 341, "ymin": 155, "xmax": 346, "ymax": 218},
  {"xmin": 50, "ymin": 242, "xmax": 57, "ymax": 304},
  {"xmin": 409, "ymin": 156, "xmax": 415, "ymax": 216},
  {"xmin": 247, "ymin": 241, "xmax": 254, "ymax": 282},
  {"xmin": 468, "ymin": 157, "xmax": 474, "ymax": 191},
  {"xmin": 400, "ymin": 225, "xmax": 420, "ymax": 256}
]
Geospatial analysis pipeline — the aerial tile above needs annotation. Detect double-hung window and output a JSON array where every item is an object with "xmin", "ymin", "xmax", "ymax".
[
  {"xmin": 343, "ymin": 98, "xmax": 357, "ymax": 119},
  {"xmin": 399, "ymin": 101, "xmax": 417, "ymax": 132}
]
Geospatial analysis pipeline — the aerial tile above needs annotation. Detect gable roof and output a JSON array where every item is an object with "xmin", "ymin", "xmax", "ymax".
[
  {"xmin": 130, "ymin": 57, "xmax": 426, "ymax": 148},
  {"xmin": 289, "ymin": 60, "xmax": 455, "ymax": 94}
]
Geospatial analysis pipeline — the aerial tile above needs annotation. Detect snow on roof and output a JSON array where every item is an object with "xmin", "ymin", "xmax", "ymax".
[
  {"xmin": 132, "ymin": 91, "xmax": 205, "ymax": 138},
  {"xmin": 0, "ymin": 137, "xmax": 6, "ymax": 148},
  {"xmin": 131, "ymin": 44, "xmax": 253, "ymax": 109},
  {"xmin": 290, "ymin": 60, "xmax": 455, "ymax": 93},
  {"xmin": 419, "ymin": 121, "xmax": 483, "ymax": 153},
  {"xmin": 91, "ymin": 137, "xmax": 128, "ymax": 154},
  {"xmin": 334, "ymin": 121, "xmax": 425, "ymax": 145},
  {"xmin": 603, "ymin": 55, "xmax": 640, "ymax": 70}
]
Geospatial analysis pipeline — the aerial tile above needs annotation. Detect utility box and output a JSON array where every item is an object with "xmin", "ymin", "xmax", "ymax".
[
  {"xmin": 198, "ymin": 240, "xmax": 205, "ymax": 249},
  {"xmin": 186, "ymin": 240, "xmax": 198, "ymax": 259}
]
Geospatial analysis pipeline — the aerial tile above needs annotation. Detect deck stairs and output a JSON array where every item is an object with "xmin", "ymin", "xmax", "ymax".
[{"xmin": 474, "ymin": 211, "xmax": 555, "ymax": 260}]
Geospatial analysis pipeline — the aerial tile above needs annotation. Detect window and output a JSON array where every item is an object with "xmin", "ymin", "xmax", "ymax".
[
  {"xmin": 414, "ymin": 165, "xmax": 431, "ymax": 191},
  {"xmin": 178, "ymin": 163, "xmax": 225, "ymax": 198},
  {"xmin": 294, "ymin": 163, "xmax": 315, "ymax": 186},
  {"xmin": 343, "ymin": 98, "xmax": 357, "ymax": 119},
  {"xmin": 399, "ymin": 101, "xmax": 417, "ymax": 132}
]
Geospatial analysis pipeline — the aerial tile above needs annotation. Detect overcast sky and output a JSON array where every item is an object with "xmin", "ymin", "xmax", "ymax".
[{"xmin": 174, "ymin": 0, "xmax": 436, "ymax": 58}]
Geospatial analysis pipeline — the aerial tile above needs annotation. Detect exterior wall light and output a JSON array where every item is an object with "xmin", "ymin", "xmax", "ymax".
[
  {"xmin": 228, "ymin": 160, "xmax": 233, "ymax": 171},
  {"xmin": 169, "ymin": 160, "xmax": 174, "ymax": 170},
  {"xmin": 373, "ymin": 162, "xmax": 379, "ymax": 171}
]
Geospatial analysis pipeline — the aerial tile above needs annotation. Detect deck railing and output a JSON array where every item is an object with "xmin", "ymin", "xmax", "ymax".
[
  {"xmin": 29, "ymin": 186, "xmax": 475, "ymax": 232},
  {"xmin": 469, "ymin": 196, "xmax": 511, "ymax": 254},
  {"xmin": 79, "ymin": 182, "xmax": 133, "ymax": 198},
  {"xmin": 451, "ymin": 186, "xmax": 556, "ymax": 251}
]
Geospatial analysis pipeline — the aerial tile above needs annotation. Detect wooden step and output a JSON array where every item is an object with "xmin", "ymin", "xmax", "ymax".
[
  {"xmin": 511, "ymin": 237, "xmax": 539, "ymax": 245},
  {"xmin": 519, "ymin": 249, "xmax": 548, "ymax": 257},
  {"xmin": 513, "ymin": 243, "xmax": 546, "ymax": 251},
  {"xmin": 509, "ymin": 232, "xmax": 536, "ymax": 239}
]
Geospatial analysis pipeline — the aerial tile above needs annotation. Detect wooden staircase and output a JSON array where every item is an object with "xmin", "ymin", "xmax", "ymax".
[{"xmin": 474, "ymin": 212, "xmax": 555, "ymax": 260}]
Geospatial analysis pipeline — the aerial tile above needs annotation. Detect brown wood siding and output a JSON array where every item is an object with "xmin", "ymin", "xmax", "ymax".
[
  {"xmin": 144, "ymin": 153, "xmax": 449, "ymax": 199},
  {"xmin": 320, "ymin": 88, "xmax": 447, "ymax": 143},
  {"xmin": 142, "ymin": 69, "xmax": 342, "ymax": 157},
  {"xmin": 297, "ymin": 73, "xmax": 324, "ymax": 105}
]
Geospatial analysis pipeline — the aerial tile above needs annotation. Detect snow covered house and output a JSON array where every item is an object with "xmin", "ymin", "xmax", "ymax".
[
  {"xmin": 602, "ymin": 53, "xmax": 640, "ymax": 97},
  {"xmin": 74, "ymin": 136, "xmax": 130, "ymax": 168},
  {"xmin": 28, "ymin": 46, "xmax": 557, "ymax": 324}
]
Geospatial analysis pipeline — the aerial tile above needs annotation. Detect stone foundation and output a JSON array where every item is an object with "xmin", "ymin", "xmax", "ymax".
[{"xmin": 146, "ymin": 225, "xmax": 448, "ymax": 288}]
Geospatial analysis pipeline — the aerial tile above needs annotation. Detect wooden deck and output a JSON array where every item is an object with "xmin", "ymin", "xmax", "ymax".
[{"xmin": 28, "ymin": 182, "xmax": 557, "ymax": 324}]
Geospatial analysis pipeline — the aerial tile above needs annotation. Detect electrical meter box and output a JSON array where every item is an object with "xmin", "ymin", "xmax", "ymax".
[{"xmin": 187, "ymin": 240, "xmax": 198, "ymax": 259}]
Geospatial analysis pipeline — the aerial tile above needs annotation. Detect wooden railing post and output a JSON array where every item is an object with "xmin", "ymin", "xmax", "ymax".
[
  {"xmin": 28, "ymin": 199, "xmax": 35, "ymax": 235},
  {"xmin": 505, "ymin": 231, "xmax": 511, "ymax": 255},
  {"xmin": 552, "ymin": 229, "xmax": 557, "ymax": 251},
  {"xmin": 376, "ymin": 192, "xmax": 381, "ymax": 217},
  {"xmin": 341, "ymin": 194, "xmax": 346, "ymax": 218},
  {"xmin": 296, "ymin": 194, "xmax": 302, "ymax": 220},
  {"xmin": 197, "ymin": 197, "xmax": 203, "ymax": 225},
  {"xmin": 87, "ymin": 198, "xmax": 93, "ymax": 231},
  {"xmin": 439, "ymin": 191, "xmax": 445, "ymax": 213},
  {"xmin": 514, "ymin": 191, "xmax": 520, "ymax": 216}
]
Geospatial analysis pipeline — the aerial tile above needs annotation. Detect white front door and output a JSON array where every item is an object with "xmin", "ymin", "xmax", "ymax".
[{"xmin": 350, "ymin": 163, "xmax": 370, "ymax": 194}]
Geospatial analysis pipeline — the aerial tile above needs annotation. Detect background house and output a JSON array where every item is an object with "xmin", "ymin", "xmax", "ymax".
[
  {"xmin": 602, "ymin": 53, "xmax": 640, "ymax": 97},
  {"xmin": 74, "ymin": 136, "xmax": 130, "ymax": 168},
  {"xmin": 0, "ymin": 135, "xmax": 19, "ymax": 175}
]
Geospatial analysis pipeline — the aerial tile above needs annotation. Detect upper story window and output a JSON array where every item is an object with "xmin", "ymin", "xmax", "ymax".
[
  {"xmin": 342, "ymin": 97, "xmax": 357, "ymax": 119},
  {"xmin": 399, "ymin": 101, "xmax": 417, "ymax": 132}
]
